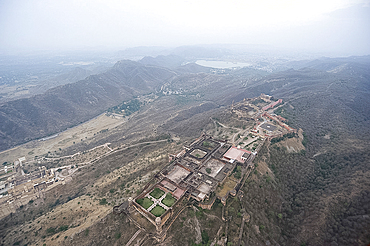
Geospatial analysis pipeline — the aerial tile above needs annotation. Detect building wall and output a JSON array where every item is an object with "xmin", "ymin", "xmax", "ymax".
[
  {"xmin": 160, "ymin": 209, "xmax": 172, "ymax": 226},
  {"xmin": 199, "ymin": 196, "xmax": 216, "ymax": 210},
  {"xmin": 132, "ymin": 202, "xmax": 156, "ymax": 226}
]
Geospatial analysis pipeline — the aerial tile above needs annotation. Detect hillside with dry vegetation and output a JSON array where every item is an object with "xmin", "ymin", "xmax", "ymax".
[{"xmin": 0, "ymin": 55, "xmax": 369, "ymax": 246}]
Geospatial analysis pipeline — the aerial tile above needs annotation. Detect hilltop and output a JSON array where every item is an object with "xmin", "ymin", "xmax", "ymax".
[{"xmin": 0, "ymin": 55, "xmax": 369, "ymax": 246}]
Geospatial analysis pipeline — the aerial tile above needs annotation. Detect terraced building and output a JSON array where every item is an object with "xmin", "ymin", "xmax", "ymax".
[{"xmin": 128, "ymin": 134, "xmax": 253, "ymax": 239}]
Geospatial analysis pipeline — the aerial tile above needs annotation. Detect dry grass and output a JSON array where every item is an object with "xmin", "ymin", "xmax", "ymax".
[
  {"xmin": 1, "ymin": 195, "xmax": 111, "ymax": 246},
  {"xmin": 0, "ymin": 113, "xmax": 125, "ymax": 163},
  {"xmin": 278, "ymin": 137, "xmax": 305, "ymax": 153},
  {"xmin": 216, "ymin": 177, "xmax": 237, "ymax": 197}
]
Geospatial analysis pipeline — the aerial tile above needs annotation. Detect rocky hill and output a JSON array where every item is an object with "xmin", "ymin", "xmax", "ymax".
[
  {"xmin": 0, "ymin": 60, "xmax": 176, "ymax": 150},
  {"xmin": 0, "ymin": 55, "xmax": 268, "ymax": 151}
]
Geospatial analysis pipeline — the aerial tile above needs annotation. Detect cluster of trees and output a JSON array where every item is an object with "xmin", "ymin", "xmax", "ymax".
[
  {"xmin": 107, "ymin": 99, "xmax": 142, "ymax": 116},
  {"xmin": 262, "ymin": 142, "xmax": 370, "ymax": 245},
  {"xmin": 239, "ymin": 122, "xmax": 370, "ymax": 245},
  {"xmin": 270, "ymin": 132, "xmax": 297, "ymax": 144}
]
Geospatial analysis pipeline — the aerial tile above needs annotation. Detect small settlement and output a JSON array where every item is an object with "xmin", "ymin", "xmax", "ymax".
[
  {"xmin": 0, "ymin": 142, "xmax": 113, "ymax": 219},
  {"xmin": 0, "ymin": 158, "xmax": 76, "ymax": 219}
]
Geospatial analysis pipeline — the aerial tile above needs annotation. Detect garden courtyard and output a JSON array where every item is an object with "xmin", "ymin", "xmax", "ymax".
[{"xmin": 136, "ymin": 187, "xmax": 178, "ymax": 217}]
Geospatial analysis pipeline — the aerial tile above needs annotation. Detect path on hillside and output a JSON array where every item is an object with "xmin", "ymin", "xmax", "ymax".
[
  {"xmin": 76, "ymin": 139, "xmax": 169, "ymax": 171},
  {"xmin": 114, "ymin": 139, "xmax": 168, "ymax": 153},
  {"xmin": 231, "ymin": 129, "xmax": 244, "ymax": 146},
  {"xmin": 125, "ymin": 229, "xmax": 142, "ymax": 246},
  {"xmin": 42, "ymin": 138, "xmax": 170, "ymax": 185}
]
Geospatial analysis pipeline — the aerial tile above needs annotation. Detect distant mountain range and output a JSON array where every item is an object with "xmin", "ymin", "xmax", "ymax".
[
  {"xmin": 0, "ymin": 60, "xmax": 175, "ymax": 150},
  {"xmin": 1, "ymin": 55, "xmax": 369, "ymax": 152}
]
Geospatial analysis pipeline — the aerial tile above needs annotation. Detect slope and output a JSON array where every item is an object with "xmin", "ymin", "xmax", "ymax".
[{"xmin": 0, "ymin": 60, "xmax": 176, "ymax": 151}]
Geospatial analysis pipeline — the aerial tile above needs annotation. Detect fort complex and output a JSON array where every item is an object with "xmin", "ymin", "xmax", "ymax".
[
  {"xmin": 0, "ymin": 93, "xmax": 298, "ymax": 243},
  {"xmin": 130, "ymin": 134, "xmax": 253, "ymax": 234},
  {"xmin": 115, "ymin": 94, "xmax": 298, "ymax": 242}
]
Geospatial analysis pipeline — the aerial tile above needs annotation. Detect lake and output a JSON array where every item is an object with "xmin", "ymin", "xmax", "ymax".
[{"xmin": 195, "ymin": 60, "xmax": 251, "ymax": 69}]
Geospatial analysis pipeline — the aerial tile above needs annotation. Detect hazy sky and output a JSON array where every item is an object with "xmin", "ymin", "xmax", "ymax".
[{"xmin": 1, "ymin": 0, "xmax": 369, "ymax": 55}]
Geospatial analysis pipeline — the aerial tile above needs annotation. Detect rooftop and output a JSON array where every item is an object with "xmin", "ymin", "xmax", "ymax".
[
  {"xmin": 166, "ymin": 164, "xmax": 191, "ymax": 184},
  {"xmin": 200, "ymin": 158, "xmax": 225, "ymax": 179},
  {"xmin": 260, "ymin": 123, "xmax": 277, "ymax": 132},
  {"xmin": 223, "ymin": 146, "xmax": 251, "ymax": 163}
]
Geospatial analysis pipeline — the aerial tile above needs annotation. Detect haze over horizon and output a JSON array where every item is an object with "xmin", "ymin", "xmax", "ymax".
[{"xmin": 1, "ymin": 0, "xmax": 370, "ymax": 56}]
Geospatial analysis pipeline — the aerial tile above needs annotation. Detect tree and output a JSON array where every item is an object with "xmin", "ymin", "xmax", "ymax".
[
  {"xmin": 201, "ymin": 230, "xmax": 209, "ymax": 244},
  {"xmin": 100, "ymin": 198, "xmax": 107, "ymax": 205},
  {"xmin": 59, "ymin": 225, "xmax": 68, "ymax": 231}
]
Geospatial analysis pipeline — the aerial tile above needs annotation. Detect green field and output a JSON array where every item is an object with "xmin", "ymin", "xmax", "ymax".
[
  {"xmin": 136, "ymin": 197, "xmax": 154, "ymax": 210},
  {"xmin": 150, "ymin": 205, "xmax": 166, "ymax": 217},
  {"xmin": 150, "ymin": 187, "xmax": 165, "ymax": 199},
  {"xmin": 162, "ymin": 193, "xmax": 177, "ymax": 207}
]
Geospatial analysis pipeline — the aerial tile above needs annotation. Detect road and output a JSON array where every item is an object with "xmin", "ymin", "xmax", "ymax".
[{"xmin": 125, "ymin": 229, "xmax": 142, "ymax": 246}]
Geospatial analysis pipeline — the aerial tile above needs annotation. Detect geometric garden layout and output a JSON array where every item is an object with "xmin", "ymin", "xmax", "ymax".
[{"xmin": 136, "ymin": 187, "xmax": 177, "ymax": 217}]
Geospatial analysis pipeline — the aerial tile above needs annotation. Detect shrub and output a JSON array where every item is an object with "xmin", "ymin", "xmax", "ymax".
[
  {"xmin": 99, "ymin": 198, "xmax": 107, "ymax": 205},
  {"xmin": 188, "ymin": 209, "xmax": 195, "ymax": 217},
  {"xmin": 46, "ymin": 227, "xmax": 56, "ymax": 234},
  {"xmin": 59, "ymin": 225, "xmax": 68, "ymax": 231},
  {"xmin": 201, "ymin": 230, "xmax": 209, "ymax": 244},
  {"xmin": 203, "ymin": 141, "xmax": 211, "ymax": 147},
  {"xmin": 115, "ymin": 232, "xmax": 121, "ymax": 239}
]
